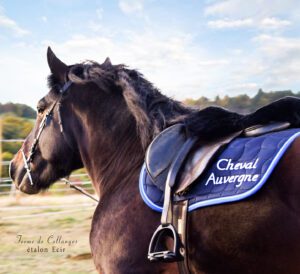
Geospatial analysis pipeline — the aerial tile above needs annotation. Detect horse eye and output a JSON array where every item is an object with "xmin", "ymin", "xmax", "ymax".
[{"xmin": 37, "ymin": 106, "xmax": 44, "ymax": 114}]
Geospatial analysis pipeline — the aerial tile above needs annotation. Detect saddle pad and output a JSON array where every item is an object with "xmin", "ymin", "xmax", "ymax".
[{"xmin": 139, "ymin": 128, "xmax": 300, "ymax": 212}]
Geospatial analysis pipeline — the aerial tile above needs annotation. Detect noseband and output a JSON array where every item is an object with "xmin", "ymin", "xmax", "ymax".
[{"xmin": 21, "ymin": 81, "xmax": 72, "ymax": 186}]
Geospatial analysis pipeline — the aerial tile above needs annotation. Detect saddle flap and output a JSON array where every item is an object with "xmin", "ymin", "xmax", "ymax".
[
  {"xmin": 145, "ymin": 124, "xmax": 186, "ymax": 181},
  {"xmin": 175, "ymin": 131, "xmax": 242, "ymax": 194}
]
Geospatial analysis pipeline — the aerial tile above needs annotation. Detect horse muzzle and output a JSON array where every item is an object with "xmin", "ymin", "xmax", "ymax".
[{"xmin": 9, "ymin": 155, "xmax": 39, "ymax": 194}]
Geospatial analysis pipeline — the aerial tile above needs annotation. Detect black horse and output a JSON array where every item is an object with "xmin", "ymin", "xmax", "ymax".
[{"xmin": 10, "ymin": 48, "xmax": 300, "ymax": 274}]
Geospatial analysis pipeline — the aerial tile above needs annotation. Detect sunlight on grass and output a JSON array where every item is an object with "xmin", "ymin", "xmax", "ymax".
[{"xmin": 0, "ymin": 195, "xmax": 97, "ymax": 274}]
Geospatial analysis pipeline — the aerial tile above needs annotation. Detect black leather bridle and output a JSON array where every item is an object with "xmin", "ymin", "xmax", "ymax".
[
  {"xmin": 21, "ymin": 81, "xmax": 72, "ymax": 186},
  {"xmin": 18, "ymin": 79, "xmax": 98, "ymax": 202}
]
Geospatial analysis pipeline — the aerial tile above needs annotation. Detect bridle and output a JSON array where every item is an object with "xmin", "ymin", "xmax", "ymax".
[
  {"xmin": 20, "ymin": 80, "xmax": 72, "ymax": 186},
  {"xmin": 18, "ymin": 79, "xmax": 99, "ymax": 203},
  {"xmin": 21, "ymin": 80, "xmax": 99, "ymax": 202}
]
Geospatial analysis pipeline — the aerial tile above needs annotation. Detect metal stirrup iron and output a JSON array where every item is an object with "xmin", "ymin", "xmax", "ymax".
[{"xmin": 148, "ymin": 138, "xmax": 196, "ymax": 265}]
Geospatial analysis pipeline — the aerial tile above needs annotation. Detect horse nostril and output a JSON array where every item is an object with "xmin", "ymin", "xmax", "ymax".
[{"xmin": 9, "ymin": 160, "xmax": 16, "ymax": 181}]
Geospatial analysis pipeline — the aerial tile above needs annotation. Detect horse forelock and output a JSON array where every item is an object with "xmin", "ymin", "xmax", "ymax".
[
  {"xmin": 47, "ymin": 74, "xmax": 61, "ymax": 92},
  {"xmin": 66, "ymin": 62, "xmax": 116, "ymax": 93}
]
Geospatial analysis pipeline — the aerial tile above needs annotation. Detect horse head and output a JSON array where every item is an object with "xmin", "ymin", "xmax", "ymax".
[
  {"xmin": 10, "ymin": 48, "xmax": 129, "ymax": 194},
  {"xmin": 10, "ymin": 47, "xmax": 188, "ymax": 196},
  {"xmin": 10, "ymin": 48, "xmax": 83, "ymax": 193}
]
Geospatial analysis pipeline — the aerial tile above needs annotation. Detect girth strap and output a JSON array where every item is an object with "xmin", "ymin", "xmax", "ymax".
[
  {"xmin": 173, "ymin": 200, "xmax": 190, "ymax": 274},
  {"xmin": 161, "ymin": 138, "xmax": 197, "ymax": 225}
]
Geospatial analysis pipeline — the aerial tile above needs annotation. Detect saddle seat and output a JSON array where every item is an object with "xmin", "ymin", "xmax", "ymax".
[{"xmin": 145, "ymin": 122, "xmax": 291, "ymax": 195}]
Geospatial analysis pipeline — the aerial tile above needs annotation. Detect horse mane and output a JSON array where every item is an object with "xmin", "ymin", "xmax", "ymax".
[
  {"xmin": 49, "ymin": 59, "xmax": 300, "ymax": 153},
  {"xmin": 116, "ymin": 70, "xmax": 192, "ymax": 148},
  {"xmin": 48, "ymin": 61, "xmax": 192, "ymax": 149}
]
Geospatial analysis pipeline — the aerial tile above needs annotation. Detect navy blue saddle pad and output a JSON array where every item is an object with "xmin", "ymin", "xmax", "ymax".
[{"xmin": 139, "ymin": 128, "xmax": 300, "ymax": 212}]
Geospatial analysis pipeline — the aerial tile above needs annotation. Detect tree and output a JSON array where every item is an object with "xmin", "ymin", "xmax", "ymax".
[
  {"xmin": 183, "ymin": 89, "xmax": 300, "ymax": 113},
  {"xmin": 1, "ymin": 115, "xmax": 34, "ymax": 157},
  {"xmin": 2, "ymin": 115, "xmax": 33, "ymax": 140},
  {"xmin": 0, "ymin": 103, "xmax": 35, "ymax": 119}
]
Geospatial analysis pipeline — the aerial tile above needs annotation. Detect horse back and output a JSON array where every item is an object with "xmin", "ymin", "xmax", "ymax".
[
  {"xmin": 187, "ymin": 136, "xmax": 300, "ymax": 274},
  {"xmin": 273, "ymin": 137, "xmax": 300, "ymax": 213}
]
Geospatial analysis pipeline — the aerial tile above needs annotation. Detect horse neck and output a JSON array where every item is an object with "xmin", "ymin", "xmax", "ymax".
[
  {"xmin": 74, "ymin": 87, "xmax": 190, "ymax": 198},
  {"xmin": 76, "ymin": 114, "xmax": 144, "ymax": 198}
]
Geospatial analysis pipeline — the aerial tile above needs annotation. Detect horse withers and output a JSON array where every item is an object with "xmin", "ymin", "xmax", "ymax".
[{"xmin": 10, "ymin": 47, "xmax": 300, "ymax": 274}]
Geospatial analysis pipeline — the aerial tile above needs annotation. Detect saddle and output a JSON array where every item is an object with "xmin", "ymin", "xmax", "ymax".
[{"xmin": 145, "ymin": 121, "xmax": 291, "ymax": 272}]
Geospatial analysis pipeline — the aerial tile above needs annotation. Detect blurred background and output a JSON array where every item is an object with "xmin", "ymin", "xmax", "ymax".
[{"xmin": 1, "ymin": 0, "xmax": 300, "ymax": 273}]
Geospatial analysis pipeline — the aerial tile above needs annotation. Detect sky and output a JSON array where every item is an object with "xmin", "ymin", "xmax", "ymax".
[{"xmin": 1, "ymin": 0, "xmax": 300, "ymax": 108}]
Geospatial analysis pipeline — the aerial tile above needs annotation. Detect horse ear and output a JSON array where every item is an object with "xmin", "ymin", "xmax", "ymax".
[
  {"xmin": 47, "ymin": 47, "xmax": 68, "ymax": 82},
  {"xmin": 103, "ymin": 57, "xmax": 112, "ymax": 67}
]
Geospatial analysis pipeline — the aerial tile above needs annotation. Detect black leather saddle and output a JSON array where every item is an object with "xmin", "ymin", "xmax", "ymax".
[
  {"xmin": 145, "ymin": 123, "xmax": 242, "ymax": 195},
  {"xmin": 145, "ymin": 124, "xmax": 187, "ymax": 192}
]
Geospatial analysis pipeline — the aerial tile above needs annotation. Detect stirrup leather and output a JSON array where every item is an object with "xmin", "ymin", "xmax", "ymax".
[{"xmin": 147, "ymin": 138, "xmax": 196, "ymax": 264}]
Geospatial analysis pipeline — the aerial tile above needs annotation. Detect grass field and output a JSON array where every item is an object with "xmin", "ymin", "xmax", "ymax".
[{"xmin": 0, "ymin": 194, "xmax": 98, "ymax": 274}]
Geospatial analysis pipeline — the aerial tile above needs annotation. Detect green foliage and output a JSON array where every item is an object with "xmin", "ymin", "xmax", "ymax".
[
  {"xmin": 2, "ymin": 115, "xmax": 33, "ymax": 139},
  {"xmin": 2, "ymin": 141, "xmax": 23, "ymax": 155},
  {"xmin": 184, "ymin": 89, "xmax": 300, "ymax": 113},
  {"xmin": 1, "ymin": 152, "xmax": 13, "ymax": 178},
  {"xmin": 0, "ymin": 102, "xmax": 35, "ymax": 118},
  {"xmin": 2, "ymin": 151, "xmax": 13, "ymax": 160},
  {"xmin": 1, "ymin": 116, "xmax": 34, "ymax": 178}
]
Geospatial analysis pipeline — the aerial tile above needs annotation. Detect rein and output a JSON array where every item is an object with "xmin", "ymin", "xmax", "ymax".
[
  {"xmin": 62, "ymin": 178, "xmax": 99, "ymax": 202},
  {"xmin": 21, "ymin": 81, "xmax": 72, "ymax": 186}
]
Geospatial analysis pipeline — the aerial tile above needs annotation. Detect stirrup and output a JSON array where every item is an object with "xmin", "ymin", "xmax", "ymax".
[{"xmin": 148, "ymin": 223, "xmax": 183, "ymax": 263}]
